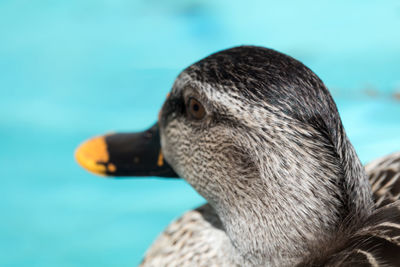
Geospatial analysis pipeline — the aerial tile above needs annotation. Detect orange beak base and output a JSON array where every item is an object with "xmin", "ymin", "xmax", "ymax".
[{"xmin": 75, "ymin": 123, "xmax": 179, "ymax": 178}]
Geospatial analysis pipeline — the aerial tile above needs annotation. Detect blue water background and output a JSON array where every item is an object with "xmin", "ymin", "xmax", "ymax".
[{"xmin": 1, "ymin": 1, "xmax": 400, "ymax": 266}]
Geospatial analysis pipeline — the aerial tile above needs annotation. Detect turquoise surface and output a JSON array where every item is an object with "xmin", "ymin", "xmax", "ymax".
[{"xmin": 1, "ymin": 1, "xmax": 400, "ymax": 266}]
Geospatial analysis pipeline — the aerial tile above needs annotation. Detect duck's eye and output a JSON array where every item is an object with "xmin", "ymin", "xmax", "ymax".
[{"xmin": 187, "ymin": 98, "xmax": 206, "ymax": 120}]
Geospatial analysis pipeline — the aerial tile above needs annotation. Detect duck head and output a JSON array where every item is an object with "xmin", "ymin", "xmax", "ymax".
[{"xmin": 76, "ymin": 46, "xmax": 373, "ymax": 266}]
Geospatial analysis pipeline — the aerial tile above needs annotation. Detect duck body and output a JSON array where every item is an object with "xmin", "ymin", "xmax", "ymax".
[
  {"xmin": 75, "ymin": 46, "xmax": 400, "ymax": 266},
  {"xmin": 141, "ymin": 152, "xmax": 400, "ymax": 267}
]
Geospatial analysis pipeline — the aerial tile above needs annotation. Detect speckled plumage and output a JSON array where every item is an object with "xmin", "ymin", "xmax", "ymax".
[
  {"xmin": 367, "ymin": 152, "xmax": 400, "ymax": 207},
  {"xmin": 140, "ymin": 46, "xmax": 400, "ymax": 266}
]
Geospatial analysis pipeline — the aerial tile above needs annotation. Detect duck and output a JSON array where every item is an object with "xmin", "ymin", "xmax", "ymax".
[{"xmin": 75, "ymin": 46, "xmax": 400, "ymax": 266}]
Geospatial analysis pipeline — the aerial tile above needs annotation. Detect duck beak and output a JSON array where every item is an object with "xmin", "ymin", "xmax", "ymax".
[{"xmin": 74, "ymin": 123, "xmax": 179, "ymax": 178}]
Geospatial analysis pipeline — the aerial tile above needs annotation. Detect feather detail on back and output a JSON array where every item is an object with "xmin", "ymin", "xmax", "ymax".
[
  {"xmin": 366, "ymin": 152, "xmax": 400, "ymax": 207},
  {"xmin": 315, "ymin": 201, "xmax": 400, "ymax": 267}
]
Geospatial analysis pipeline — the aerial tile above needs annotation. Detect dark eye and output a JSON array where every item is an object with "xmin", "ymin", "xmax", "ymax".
[{"xmin": 187, "ymin": 98, "xmax": 206, "ymax": 120}]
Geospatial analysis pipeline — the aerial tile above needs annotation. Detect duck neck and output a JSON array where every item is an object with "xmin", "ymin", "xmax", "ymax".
[
  {"xmin": 212, "ymin": 172, "xmax": 344, "ymax": 266},
  {"xmin": 333, "ymin": 127, "xmax": 374, "ymax": 220},
  {"xmin": 209, "ymin": 128, "xmax": 372, "ymax": 266}
]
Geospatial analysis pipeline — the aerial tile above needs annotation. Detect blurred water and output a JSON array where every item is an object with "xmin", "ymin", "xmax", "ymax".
[{"xmin": 0, "ymin": 1, "xmax": 400, "ymax": 266}]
